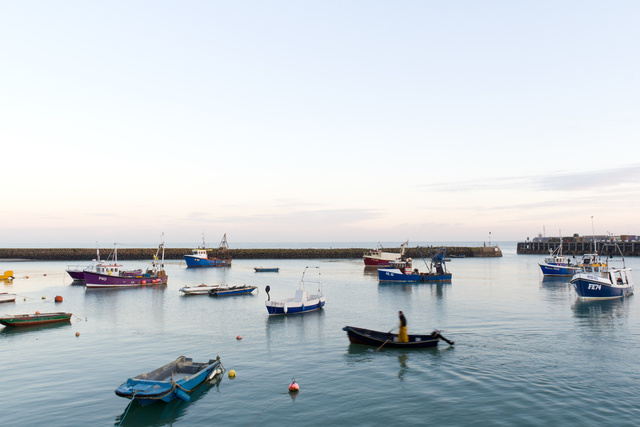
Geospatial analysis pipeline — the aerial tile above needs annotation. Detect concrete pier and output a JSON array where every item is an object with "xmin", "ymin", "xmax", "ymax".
[
  {"xmin": 517, "ymin": 241, "xmax": 639, "ymax": 256},
  {"xmin": 0, "ymin": 246, "xmax": 502, "ymax": 261}
]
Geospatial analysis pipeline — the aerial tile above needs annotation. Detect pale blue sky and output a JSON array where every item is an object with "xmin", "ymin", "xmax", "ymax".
[{"xmin": 1, "ymin": 1, "xmax": 639, "ymax": 246}]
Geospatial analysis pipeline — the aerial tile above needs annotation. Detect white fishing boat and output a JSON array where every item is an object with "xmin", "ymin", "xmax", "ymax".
[{"xmin": 265, "ymin": 267, "xmax": 325, "ymax": 315}]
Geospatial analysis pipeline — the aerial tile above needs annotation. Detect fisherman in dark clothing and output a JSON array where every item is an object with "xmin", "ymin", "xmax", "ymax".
[
  {"xmin": 398, "ymin": 311, "xmax": 408, "ymax": 342},
  {"xmin": 265, "ymin": 285, "xmax": 271, "ymax": 301}
]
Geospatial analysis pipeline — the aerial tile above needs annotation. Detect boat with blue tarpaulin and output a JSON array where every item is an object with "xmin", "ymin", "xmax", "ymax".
[{"xmin": 115, "ymin": 355, "xmax": 224, "ymax": 405}]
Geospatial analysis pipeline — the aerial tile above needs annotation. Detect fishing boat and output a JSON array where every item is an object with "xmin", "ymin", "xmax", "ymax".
[
  {"xmin": 115, "ymin": 355, "xmax": 224, "ymax": 405},
  {"xmin": 179, "ymin": 284, "xmax": 224, "ymax": 295},
  {"xmin": 363, "ymin": 241, "xmax": 408, "ymax": 267},
  {"xmin": 254, "ymin": 267, "xmax": 279, "ymax": 272},
  {"xmin": 66, "ymin": 245, "xmax": 101, "ymax": 281},
  {"xmin": 183, "ymin": 234, "xmax": 232, "ymax": 268},
  {"xmin": 1, "ymin": 270, "xmax": 14, "ymax": 281},
  {"xmin": 265, "ymin": 267, "xmax": 325, "ymax": 315},
  {"xmin": 0, "ymin": 312, "xmax": 72, "ymax": 327},
  {"xmin": 0, "ymin": 293, "xmax": 17, "ymax": 303},
  {"xmin": 208, "ymin": 285, "xmax": 257, "ymax": 296},
  {"xmin": 342, "ymin": 326, "xmax": 454, "ymax": 348},
  {"xmin": 538, "ymin": 245, "xmax": 580, "ymax": 276},
  {"xmin": 84, "ymin": 241, "xmax": 168, "ymax": 288},
  {"xmin": 570, "ymin": 246, "xmax": 634, "ymax": 299},
  {"xmin": 378, "ymin": 247, "xmax": 452, "ymax": 283}
]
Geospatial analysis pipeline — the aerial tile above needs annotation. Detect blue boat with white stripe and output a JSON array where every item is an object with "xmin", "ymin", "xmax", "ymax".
[
  {"xmin": 183, "ymin": 234, "xmax": 232, "ymax": 268},
  {"xmin": 265, "ymin": 267, "xmax": 325, "ymax": 315},
  {"xmin": 538, "ymin": 245, "xmax": 581, "ymax": 276},
  {"xmin": 378, "ymin": 247, "xmax": 452, "ymax": 283},
  {"xmin": 570, "ymin": 245, "xmax": 634, "ymax": 299}
]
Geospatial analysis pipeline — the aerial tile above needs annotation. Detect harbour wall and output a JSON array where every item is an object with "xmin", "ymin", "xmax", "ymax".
[
  {"xmin": 517, "ymin": 241, "xmax": 640, "ymax": 256},
  {"xmin": 0, "ymin": 246, "xmax": 502, "ymax": 261}
]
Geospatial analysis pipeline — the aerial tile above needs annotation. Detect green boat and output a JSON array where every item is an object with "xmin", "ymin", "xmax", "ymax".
[{"xmin": 0, "ymin": 312, "xmax": 72, "ymax": 327}]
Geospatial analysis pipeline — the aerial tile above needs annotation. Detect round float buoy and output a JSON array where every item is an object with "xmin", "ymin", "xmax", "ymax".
[
  {"xmin": 26, "ymin": 276, "xmax": 29, "ymax": 279},
  {"xmin": 43, "ymin": 274, "xmax": 47, "ymax": 276},
  {"xmin": 228, "ymin": 370, "xmax": 236, "ymax": 378},
  {"xmin": 236, "ymin": 335, "xmax": 242, "ymax": 340},
  {"xmin": 42, "ymin": 296, "xmax": 46, "ymax": 299},
  {"xmin": 55, "ymin": 296, "xmax": 63, "ymax": 303},
  {"xmin": 75, "ymin": 332, "xmax": 80, "ymax": 337},
  {"xmin": 35, "ymin": 311, "xmax": 40, "ymax": 314},
  {"xmin": 288, "ymin": 378, "xmax": 299, "ymax": 392},
  {"xmin": 141, "ymin": 280, "xmax": 146, "ymax": 285}
]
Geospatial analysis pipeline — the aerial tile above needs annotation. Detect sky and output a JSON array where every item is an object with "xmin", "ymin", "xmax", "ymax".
[{"xmin": 1, "ymin": 1, "xmax": 639, "ymax": 247}]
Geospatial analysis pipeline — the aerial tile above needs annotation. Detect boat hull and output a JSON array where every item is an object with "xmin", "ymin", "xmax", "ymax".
[
  {"xmin": 266, "ymin": 297, "xmax": 325, "ymax": 315},
  {"xmin": 0, "ymin": 293, "xmax": 17, "ymax": 303},
  {"xmin": 570, "ymin": 273, "xmax": 634, "ymax": 299},
  {"xmin": 539, "ymin": 263, "xmax": 579, "ymax": 276},
  {"xmin": 0, "ymin": 312, "xmax": 72, "ymax": 327},
  {"xmin": 115, "ymin": 356, "xmax": 223, "ymax": 405},
  {"xmin": 254, "ymin": 268, "xmax": 279, "ymax": 272},
  {"xmin": 84, "ymin": 271, "xmax": 168, "ymax": 288},
  {"xmin": 184, "ymin": 255, "xmax": 231, "ymax": 268},
  {"xmin": 66, "ymin": 270, "xmax": 86, "ymax": 281},
  {"xmin": 209, "ymin": 286, "xmax": 257, "ymax": 296},
  {"xmin": 342, "ymin": 326, "xmax": 440, "ymax": 348},
  {"xmin": 378, "ymin": 268, "xmax": 452, "ymax": 283}
]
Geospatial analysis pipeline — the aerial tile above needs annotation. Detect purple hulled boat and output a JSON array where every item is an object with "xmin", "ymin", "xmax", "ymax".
[{"xmin": 85, "ymin": 241, "xmax": 168, "ymax": 288}]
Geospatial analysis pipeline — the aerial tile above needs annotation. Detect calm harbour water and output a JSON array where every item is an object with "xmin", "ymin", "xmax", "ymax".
[{"xmin": 1, "ymin": 243, "xmax": 639, "ymax": 426}]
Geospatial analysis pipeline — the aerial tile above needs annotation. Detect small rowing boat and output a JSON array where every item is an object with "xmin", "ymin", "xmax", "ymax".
[
  {"xmin": 0, "ymin": 312, "xmax": 72, "ymax": 327},
  {"xmin": 115, "ymin": 355, "xmax": 224, "ymax": 405},
  {"xmin": 180, "ymin": 284, "xmax": 223, "ymax": 295},
  {"xmin": 0, "ymin": 293, "xmax": 17, "ymax": 303},
  {"xmin": 208, "ymin": 285, "xmax": 257, "ymax": 296},
  {"xmin": 254, "ymin": 267, "xmax": 279, "ymax": 272},
  {"xmin": 342, "ymin": 326, "xmax": 454, "ymax": 348}
]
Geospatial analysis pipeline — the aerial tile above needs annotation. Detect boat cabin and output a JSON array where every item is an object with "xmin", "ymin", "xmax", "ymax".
[{"xmin": 191, "ymin": 248, "xmax": 209, "ymax": 259}]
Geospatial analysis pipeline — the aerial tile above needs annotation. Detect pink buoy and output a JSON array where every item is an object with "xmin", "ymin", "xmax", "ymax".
[
  {"xmin": 288, "ymin": 378, "xmax": 299, "ymax": 392},
  {"xmin": 236, "ymin": 335, "xmax": 242, "ymax": 340}
]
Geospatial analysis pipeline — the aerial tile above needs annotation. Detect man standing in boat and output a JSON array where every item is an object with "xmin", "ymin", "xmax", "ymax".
[{"xmin": 398, "ymin": 311, "xmax": 408, "ymax": 342}]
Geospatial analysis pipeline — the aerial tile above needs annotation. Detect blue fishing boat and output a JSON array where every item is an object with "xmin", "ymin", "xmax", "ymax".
[
  {"xmin": 183, "ymin": 234, "xmax": 232, "ymax": 268},
  {"xmin": 538, "ymin": 245, "xmax": 580, "ymax": 276},
  {"xmin": 115, "ymin": 355, "xmax": 224, "ymax": 405},
  {"xmin": 378, "ymin": 247, "xmax": 451, "ymax": 283},
  {"xmin": 570, "ymin": 246, "xmax": 634, "ymax": 299},
  {"xmin": 208, "ymin": 285, "xmax": 257, "ymax": 296},
  {"xmin": 265, "ymin": 267, "xmax": 325, "ymax": 315}
]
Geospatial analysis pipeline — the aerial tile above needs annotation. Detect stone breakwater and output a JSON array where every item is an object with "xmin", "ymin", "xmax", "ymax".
[{"xmin": 0, "ymin": 246, "xmax": 502, "ymax": 261}]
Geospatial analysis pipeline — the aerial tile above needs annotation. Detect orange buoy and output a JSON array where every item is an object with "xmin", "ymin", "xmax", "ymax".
[
  {"xmin": 141, "ymin": 280, "xmax": 146, "ymax": 285},
  {"xmin": 55, "ymin": 296, "xmax": 63, "ymax": 302},
  {"xmin": 41, "ymin": 296, "xmax": 46, "ymax": 299},
  {"xmin": 236, "ymin": 335, "xmax": 242, "ymax": 340},
  {"xmin": 35, "ymin": 311, "xmax": 40, "ymax": 314},
  {"xmin": 288, "ymin": 378, "xmax": 299, "ymax": 392},
  {"xmin": 75, "ymin": 332, "xmax": 80, "ymax": 337}
]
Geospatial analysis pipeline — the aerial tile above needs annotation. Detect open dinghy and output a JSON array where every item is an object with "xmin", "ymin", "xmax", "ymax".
[{"xmin": 115, "ymin": 355, "xmax": 224, "ymax": 405}]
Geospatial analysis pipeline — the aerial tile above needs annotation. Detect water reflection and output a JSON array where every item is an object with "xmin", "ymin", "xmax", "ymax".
[
  {"xmin": 571, "ymin": 297, "xmax": 632, "ymax": 329},
  {"xmin": 114, "ymin": 376, "xmax": 223, "ymax": 426},
  {"xmin": 378, "ymin": 282, "xmax": 451, "ymax": 299},
  {"xmin": 264, "ymin": 309, "xmax": 325, "ymax": 350},
  {"xmin": 539, "ymin": 276, "xmax": 574, "ymax": 302},
  {"xmin": 0, "ymin": 321, "xmax": 71, "ymax": 335}
]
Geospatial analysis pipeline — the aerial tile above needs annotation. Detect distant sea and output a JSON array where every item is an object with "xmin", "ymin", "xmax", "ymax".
[{"xmin": 0, "ymin": 241, "xmax": 506, "ymax": 250}]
